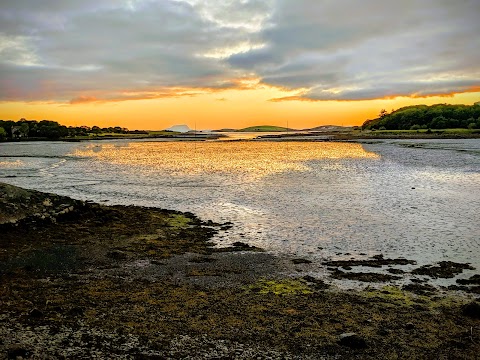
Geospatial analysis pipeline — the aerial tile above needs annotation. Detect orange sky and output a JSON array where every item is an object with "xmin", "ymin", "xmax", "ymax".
[
  {"xmin": 1, "ymin": 1, "xmax": 479, "ymax": 130},
  {"xmin": 1, "ymin": 89, "xmax": 478, "ymax": 130}
]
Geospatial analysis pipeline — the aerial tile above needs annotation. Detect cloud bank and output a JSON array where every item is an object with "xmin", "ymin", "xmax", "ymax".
[{"xmin": 0, "ymin": 0, "xmax": 478, "ymax": 103}]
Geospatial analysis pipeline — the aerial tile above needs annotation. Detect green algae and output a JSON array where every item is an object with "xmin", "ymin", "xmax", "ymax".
[
  {"xmin": 166, "ymin": 214, "xmax": 191, "ymax": 229},
  {"xmin": 362, "ymin": 286, "xmax": 419, "ymax": 306},
  {"xmin": 246, "ymin": 279, "xmax": 313, "ymax": 295},
  {"xmin": 361, "ymin": 285, "xmax": 469, "ymax": 310}
]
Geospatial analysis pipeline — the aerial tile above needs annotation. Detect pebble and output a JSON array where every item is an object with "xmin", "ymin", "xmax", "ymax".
[{"xmin": 338, "ymin": 332, "xmax": 367, "ymax": 349}]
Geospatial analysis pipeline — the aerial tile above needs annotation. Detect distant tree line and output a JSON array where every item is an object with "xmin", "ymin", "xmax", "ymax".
[
  {"xmin": 362, "ymin": 104, "xmax": 480, "ymax": 130},
  {"xmin": 0, "ymin": 118, "xmax": 129, "ymax": 140}
]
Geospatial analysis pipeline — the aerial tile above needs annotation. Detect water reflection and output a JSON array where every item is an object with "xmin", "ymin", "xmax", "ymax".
[
  {"xmin": 72, "ymin": 141, "xmax": 379, "ymax": 180},
  {"xmin": 0, "ymin": 160, "xmax": 23, "ymax": 167},
  {"xmin": 2, "ymin": 139, "xmax": 479, "ymax": 284}
]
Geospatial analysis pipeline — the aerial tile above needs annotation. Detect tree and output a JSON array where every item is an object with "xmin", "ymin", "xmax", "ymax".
[
  {"xmin": 363, "ymin": 104, "xmax": 480, "ymax": 130},
  {"xmin": 0, "ymin": 127, "xmax": 6, "ymax": 140},
  {"xmin": 431, "ymin": 116, "xmax": 447, "ymax": 129},
  {"xmin": 19, "ymin": 123, "xmax": 29, "ymax": 137}
]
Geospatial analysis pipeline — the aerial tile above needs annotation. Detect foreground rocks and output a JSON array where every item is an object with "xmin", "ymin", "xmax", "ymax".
[{"xmin": 1, "ymin": 183, "xmax": 479, "ymax": 359}]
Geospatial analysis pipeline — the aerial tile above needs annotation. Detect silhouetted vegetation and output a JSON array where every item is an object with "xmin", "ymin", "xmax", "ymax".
[
  {"xmin": 0, "ymin": 118, "xmax": 129, "ymax": 141},
  {"xmin": 237, "ymin": 125, "xmax": 293, "ymax": 132},
  {"xmin": 362, "ymin": 104, "xmax": 480, "ymax": 130}
]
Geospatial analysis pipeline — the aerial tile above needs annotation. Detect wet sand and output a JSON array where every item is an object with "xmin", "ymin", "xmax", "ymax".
[{"xmin": 1, "ymin": 182, "xmax": 479, "ymax": 359}]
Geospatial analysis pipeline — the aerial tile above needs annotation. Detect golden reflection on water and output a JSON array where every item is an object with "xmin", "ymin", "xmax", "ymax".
[
  {"xmin": 72, "ymin": 141, "xmax": 379, "ymax": 179},
  {"xmin": 0, "ymin": 160, "xmax": 23, "ymax": 168}
]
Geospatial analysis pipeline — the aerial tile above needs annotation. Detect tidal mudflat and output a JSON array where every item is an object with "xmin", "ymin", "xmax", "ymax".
[{"xmin": 1, "ymin": 183, "xmax": 479, "ymax": 358}]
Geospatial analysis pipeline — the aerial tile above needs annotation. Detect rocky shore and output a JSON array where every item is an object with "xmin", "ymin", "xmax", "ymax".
[{"xmin": 1, "ymin": 182, "xmax": 479, "ymax": 359}]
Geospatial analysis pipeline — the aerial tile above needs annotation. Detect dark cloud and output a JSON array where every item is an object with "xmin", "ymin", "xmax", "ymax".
[
  {"xmin": 0, "ymin": 0, "xmax": 478, "ymax": 102},
  {"xmin": 229, "ymin": 0, "xmax": 480, "ymax": 100},
  {"xmin": 302, "ymin": 79, "xmax": 480, "ymax": 101},
  {"xmin": 0, "ymin": 0, "xmax": 263, "ymax": 102}
]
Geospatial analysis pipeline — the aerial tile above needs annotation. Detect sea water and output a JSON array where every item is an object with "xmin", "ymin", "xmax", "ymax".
[{"xmin": 1, "ymin": 138, "xmax": 479, "ymax": 281}]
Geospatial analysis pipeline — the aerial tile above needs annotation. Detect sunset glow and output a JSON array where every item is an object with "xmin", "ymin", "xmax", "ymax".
[
  {"xmin": 1, "ymin": 1, "xmax": 479, "ymax": 130},
  {"xmin": 73, "ymin": 141, "xmax": 379, "ymax": 180}
]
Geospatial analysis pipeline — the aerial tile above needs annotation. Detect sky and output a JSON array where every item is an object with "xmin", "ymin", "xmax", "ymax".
[{"xmin": 0, "ymin": 0, "xmax": 479, "ymax": 130}]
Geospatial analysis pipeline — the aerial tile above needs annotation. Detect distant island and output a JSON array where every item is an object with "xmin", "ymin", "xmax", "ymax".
[
  {"xmin": 219, "ymin": 125, "xmax": 353, "ymax": 132},
  {"xmin": 165, "ymin": 124, "xmax": 191, "ymax": 133},
  {"xmin": 236, "ymin": 125, "xmax": 294, "ymax": 132}
]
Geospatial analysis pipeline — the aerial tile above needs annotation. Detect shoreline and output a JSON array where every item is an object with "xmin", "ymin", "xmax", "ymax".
[
  {"xmin": 1, "ymin": 129, "xmax": 480, "ymax": 144},
  {"xmin": 1, "ymin": 183, "xmax": 479, "ymax": 358}
]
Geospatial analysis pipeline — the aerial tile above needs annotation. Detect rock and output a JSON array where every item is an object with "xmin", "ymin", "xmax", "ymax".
[
  {"xmin": 402, "ymin": 283, "xmax": 437, "ymax": 296},
  {"xmin": 377, "ymin": 328, "xmax": 390, "ymax": 336},
  {"xmin": 188, "ymin": 256, "xmax": 216, "ymax": 263},
  {"xmin": 29, "ymin": 308, "xmax": 43, "ymax": 318},
  {"xmin": 456, "ymin": 274, "xmax": 480, "ymax": 285},
  {"xmin": 323, "ymin": 256, "xmax": 415, "ymax": 268},
  {"xmin": 302, "ymin": 275, "xmax": 330, "ymax": 290},
  {"xmin": 410, "ymin": 278, "xmax": 426, "ymax": 283},
  {"xmin": 215, "ymin": 242, "xmax": 263, "ymax": 252},
  {"xmin": 151, "ymin": 260, "xmax": 165, "ymax": 266},
  {"xmin": 412, "ymin": 261, "xmax": 475, "ymax": 278},
  {"xmin": 338, "ymin": 332, "xmax": 367, "ymax": 349},
  {"xmin": 232, "ymin": 242, "xmax": 252, "ymax": 249},
  {"xmin": 291, "ymin": 258, "xmax": 312, "ymax": 265},
  {"xmin": 462, "ymin": 301, "xmax": 480, "ymax": 319},
  {"xmin": 106, "ymin": 250, "xmax": 128, "ymax": 260},
  {"xmin": 331, "ymin": 270, "xmax": 401, "ymax": 282},
  {"xmin": 42, "ymin": 198, "xmax": 53, "ymax": 206},
  {"xmin": 448, "ymin": 285, "xmax": 480, "ymax": 294},
  {"xmin": 387, "ymin": 268, "xmax": 405, "ymax": 274},
  {"xmin": 7, "ymin": 344, "xmax": 31, "ymax": 359},
  {"xmin": 68, "ymin": 307, "xmax": 84, "ymax": 316}
]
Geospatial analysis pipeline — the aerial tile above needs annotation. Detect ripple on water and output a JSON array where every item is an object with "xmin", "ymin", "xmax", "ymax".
[{"xmin": 1, "ymin": 139, "xmax": 479, "ymax": 286}]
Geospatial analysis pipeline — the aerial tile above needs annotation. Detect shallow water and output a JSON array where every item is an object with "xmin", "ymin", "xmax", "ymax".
[{"xmin": 1, "ymin": 138, "xmax": 479, "ymax": 284}]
